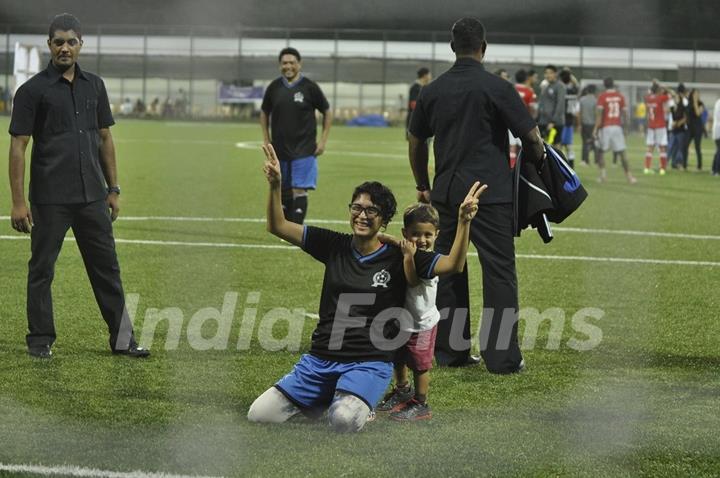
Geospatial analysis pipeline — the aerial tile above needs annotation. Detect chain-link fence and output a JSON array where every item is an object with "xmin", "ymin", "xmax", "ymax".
[{"xmin": 2, "ymin": 24, "xmax": 720, "ymax": 122}]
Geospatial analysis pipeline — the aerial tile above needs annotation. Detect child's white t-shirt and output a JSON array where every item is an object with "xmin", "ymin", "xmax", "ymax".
[{"xmin": 403, "ymin": 276, "xmax": 441, "ymax": 333}]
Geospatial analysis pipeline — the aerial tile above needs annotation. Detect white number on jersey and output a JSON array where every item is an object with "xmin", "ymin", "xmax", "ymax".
[{"xmin": 607, "ymin": 100, "xmax": 621, "ymax": 118}]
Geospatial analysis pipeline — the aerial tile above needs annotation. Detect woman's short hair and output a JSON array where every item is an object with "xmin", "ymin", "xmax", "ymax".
[{"xmin": 351, "ymin": 181, "xmax": 397, "ymax": 227}]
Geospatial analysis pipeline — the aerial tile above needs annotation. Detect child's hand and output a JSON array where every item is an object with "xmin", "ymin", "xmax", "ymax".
[
  {"xmin": 261, "ymin": 144, "xmax": 282, "ymax": 186},
  {"xmin": 458, "ymin": 181, "xmax": 487, "ymax": 223},
  {"xmin": 400, "ymin": 239, "xmax": 417, "ymax": 258}
]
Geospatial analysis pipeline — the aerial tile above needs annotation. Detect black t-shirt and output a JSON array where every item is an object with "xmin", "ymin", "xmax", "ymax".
[
  {"xmin": 9, "ymin": 62, "xmax": 115, "ymax": 205},
  {"xmin": 409, "ymin": 58, "xmax": 536, "ymax": 206},
  {"xmin": 406, "ymin": 82, "xmax": 422, "ymax": 130},
  {"xmin": 261, "ymin": 76, "xmax": 330, "ymax": 162},
  {"xmin": 302, "ymin": 226, "xmax": 440, "ymax": 363},
  {"xmin": 564, "ymin": 83, "xmax": 579, "ymax": 126},
  {"xmin": 687, "ymin": 100, "xmax": 703, "ymax": 133},
  {"xmin": 672, "ymin": 101, "xmax": 687, "ymax": 133}
]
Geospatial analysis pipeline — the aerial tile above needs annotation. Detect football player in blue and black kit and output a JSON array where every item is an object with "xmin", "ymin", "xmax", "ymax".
[
  {"xmin": 248, "ymin": 144, "xmax": 484, "ymax": 432},
  {"xmin": 260, "ymin": 47, "xmax": 332, "ymax": 225}
]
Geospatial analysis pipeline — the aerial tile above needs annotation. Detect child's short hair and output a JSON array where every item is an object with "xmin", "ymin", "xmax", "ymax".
[{"xmin": 403, "ymin": 203, "xmax": 440, "ymax": 229}]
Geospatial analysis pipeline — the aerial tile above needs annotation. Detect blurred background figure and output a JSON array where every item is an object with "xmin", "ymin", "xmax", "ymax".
[
  {"xmin": 119, "ymin": 97, "xmax": 133, "ymax": 116},
  {"xmin": 713, "ymin": 96, "xmax": 720, "ymax": 176},
  {"xmin": 559, "ymin": 67, "xmax": 579, "ymax": 167},
  {"xmin": 407, "ymin": 67, "xmax": 431, "ymax": 139},
  {"xmin": 537, "ymin": 64, "xmax": 565, "ymax": 147},
  {"xmin": 634, "ymin": 99, "xmax": 646, "ymax": 136},
  {"xmin": 643, "ymin": 80, "xmax": 671, "ymax": 174},
  {"xmin": 494, "ymin": 68, "xmax": 510, "ymax": 81},
  {"xmin": 686, "ymin": 88, "xmax": 705, "ymax": 170},
  {"xmin": 509, "ymin": 68, "xmax": 538, "ymax": 167},
  {"xmin": 579, "ymin": 84, "xmax": 598, "ymax": 167},
  {"xmin": 669, "ymin": 85, "xmax": 688, "ymax": 170}
]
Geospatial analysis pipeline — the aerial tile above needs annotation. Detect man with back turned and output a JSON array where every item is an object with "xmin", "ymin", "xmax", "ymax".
[{"xmin": 408, "ymin": 17, "xmax": 544, "ymax": 372}]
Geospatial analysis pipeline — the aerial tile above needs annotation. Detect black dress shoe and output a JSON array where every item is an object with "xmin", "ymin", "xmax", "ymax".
[
  {"xmin": 513, "ymin": 359, "xmax": 526, "ymax": 373},
  {"xmin": 438, "ymin": 354, "xmax": 482, "ymax": 367},
  {"xmin": 465, "ymin": 354, "xmax": 482, "ymax": 366},
  {"xmin": 112, "ymin": 344, "xmax": 150, "ymax": 358},
  {"xmin": 28, "ymin": 345, "xmax": 53, "ymax": 359}
]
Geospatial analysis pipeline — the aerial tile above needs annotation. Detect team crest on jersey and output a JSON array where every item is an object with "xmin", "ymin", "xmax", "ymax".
[
  {"xmin": 371, "ymin": 269, "xmax": 391, "ymax": 288},
  {"xmin": 294, "ymin": 92, "xmax": 304, "ymax": 103}
]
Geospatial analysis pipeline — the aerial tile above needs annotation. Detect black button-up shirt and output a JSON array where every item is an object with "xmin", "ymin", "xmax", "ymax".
[
  {"xmin": 9, "ymin": 62, "xmax": 115, "ymax": 205},
  {"xmin": 409, "ymin": 58, "xmax": 536, "ymax": 205}
]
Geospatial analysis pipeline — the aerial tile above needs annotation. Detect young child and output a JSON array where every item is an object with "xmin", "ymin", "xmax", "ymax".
[{"xmin": 377, "ymin": 195, "xmax": 481, "ymax": 421}]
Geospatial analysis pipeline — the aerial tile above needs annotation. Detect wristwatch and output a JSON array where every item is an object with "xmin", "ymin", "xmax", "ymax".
[
  {"xmin": 108, "ymin": 186, "xmax": 121, "ymax": 195},
  {"xmin": 415, "ymin": 184, "xmax": 430, "ymax": 192}
]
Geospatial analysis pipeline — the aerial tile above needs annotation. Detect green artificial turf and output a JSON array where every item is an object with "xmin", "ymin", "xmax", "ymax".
[{"xmin": 0, "ymin": 117, "xmax": 718, "ymax": 477}]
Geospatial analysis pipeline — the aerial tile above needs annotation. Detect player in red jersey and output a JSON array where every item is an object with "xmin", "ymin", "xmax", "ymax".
[
  {"xmin": 593, "ymin": 77, "xmax": 636, "ymax": 184},
  {"xmin": 644, "ymin": 81, "xmax": 671, "ymax": 175},
  {"xmin": 509, "ymin": 69, "xmax": 538, "ymax": 167}
]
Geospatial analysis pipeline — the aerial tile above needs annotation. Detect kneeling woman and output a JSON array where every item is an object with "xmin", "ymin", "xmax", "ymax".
[{"xmin": 249, "ymin": 144, "xmax": 482, "ymax": 432}]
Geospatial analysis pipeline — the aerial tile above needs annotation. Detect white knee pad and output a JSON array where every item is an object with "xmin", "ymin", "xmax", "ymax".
[
  {"xmin": 247, "ymin": 387, "xmax": 300, "ymax": 424},
  {"xmin": 327, "ymin": 393, "xmax": 369, "ymax": 433}
]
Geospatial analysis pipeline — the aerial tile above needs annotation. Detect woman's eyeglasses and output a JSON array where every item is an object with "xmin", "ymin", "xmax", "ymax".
[{"xmin": 348, "ymin": 203, "xmax": 381, "ymax": 219}]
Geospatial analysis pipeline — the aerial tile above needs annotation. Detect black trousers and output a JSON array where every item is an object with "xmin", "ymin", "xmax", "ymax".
[
  {"xmin": 27, "ymin": 200, "xmax": 135, "ymax": 351},
  {"xmin": 432, "ymin": 201, "xmax": 523, "ymax": 373},
  {"xmin": 687, "ymin": 127, "xmax": 703, "ymax": 169},
  {"xmin": 581, "ymin": 124, "xmax": 596, "ymax": 164},
  {"xmin": 713, "ymin": 139, "xmax": 720, "ymax": 174}
]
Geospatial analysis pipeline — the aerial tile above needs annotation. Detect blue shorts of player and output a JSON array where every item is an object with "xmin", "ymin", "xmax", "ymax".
[
  {"xmin": 561, "ymin": 126, "xmax": 574, "ymax": 145},
  {"xmin": 280, "ymin": 156, "xmax": 317, "ymax": 190},
  {"xmin": 275, "ymin": 354, "xmax": 393, "ymax": 412}
]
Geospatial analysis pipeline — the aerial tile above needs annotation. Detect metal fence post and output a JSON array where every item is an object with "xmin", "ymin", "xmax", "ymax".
[
  {"xmin": 530, "ymin": 35, "xmax": 535, "ymax": 66},
  {"xmin": 5, "ymin": 25, "xmax": 9, "ymax": 99},
  {"xmin": 381, "ymin": 31, "xmax": 387, "ymax": 114},
  {"xmin": 96, "ymin": 25, "xmax": 101, "ymax": 76},
  {"xmin": 333, "ymin": 30, "xmax": 339, "ymax": 115},
  {"xmin": 142, "ymin": 27, "xmax": 148, "ymax": 105},
  {"xmin": 431, "ymin": 31, "xmax": 436, "ymax": 76},
  {"xmin": 189, "ymin": 28, "xmax": 194, "ymax": 116}
]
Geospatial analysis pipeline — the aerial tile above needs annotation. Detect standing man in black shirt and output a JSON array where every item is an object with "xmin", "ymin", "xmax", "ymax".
[
  {"xmin": 409, "ymin": 17, "xmax": 544, "ymax": 373},
  {"xmin": 260, "ymin": 47, "xmax": 332, "ymax": 225},
  {"xmin": 8, "ymin": 13, "xmax": 148, "ymax": 359},
  {"xmin": 406, "ymin": 67, "xmax": 431, "ymax": 138}
]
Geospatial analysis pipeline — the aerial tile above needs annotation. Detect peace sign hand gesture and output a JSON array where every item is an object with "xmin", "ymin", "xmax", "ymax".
[
  {"xmin": 458, "ymin": 181, "xmax": 487, "ymax": 223},
  {"xmin": 261, "ymin": 144, "xmax": 282, "ymax": 187}
]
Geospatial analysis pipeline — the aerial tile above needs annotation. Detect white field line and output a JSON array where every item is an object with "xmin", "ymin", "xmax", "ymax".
[
  {"xmin": 1, "ymin": 235, "xmax": 718, "ymax": 267},
  {"xmin": 234, "ymin": 141, "xmax": 406, "ymax": 158},
  {"xmin": 3, "ymin": 215, "xmax": 717, "ymax": 242},
  {"xmin": 111, "ymin": 137, "xmax": 685, "ymax": 155},
  {"xmin": 0, "ymin": 462, "xmax": 222, "ymax": 478}
]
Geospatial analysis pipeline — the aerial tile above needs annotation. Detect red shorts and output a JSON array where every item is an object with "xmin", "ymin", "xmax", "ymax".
[{"xmin": 394, "ymin": 326, "xmax": 437, "ymax": 372}]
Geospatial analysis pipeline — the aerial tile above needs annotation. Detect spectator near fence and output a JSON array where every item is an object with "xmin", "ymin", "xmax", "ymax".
[
  {"xmin": 643, "ymin": 81, "xmax": 671, "ymax": 174},
  {"xmin": 593, "ymin": 77, "xmax": 636, "ymax": 184},
  {"xmin": 406, "ymin": 67, "xmax": 432, "ymax": 139},
  {"xmin": 686, "ymin": 89, "xmax": 705, "ymax": 170},
  {"xmin": 537, "ymin": 64, "xmax": 566, "ymax": 146},
  {"xmin": 712, "ymin": 97, "xmax": 720, "ymax": 176},
  {"xmin": 579, "ymin": 84, "xmax": 598, "ymax": 167},
  {"xmin": 669, "ymin": 85, "xmax": 688, "ymax": 170}
]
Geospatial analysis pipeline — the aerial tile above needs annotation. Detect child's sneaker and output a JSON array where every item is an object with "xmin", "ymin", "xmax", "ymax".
[
  {"xmin": 376, "ymin": 385, "xmax": 414, "ymax": 412},
  {"xmin": 389, "ymin": 399, "xmax": 432, "ymax": 421}
]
